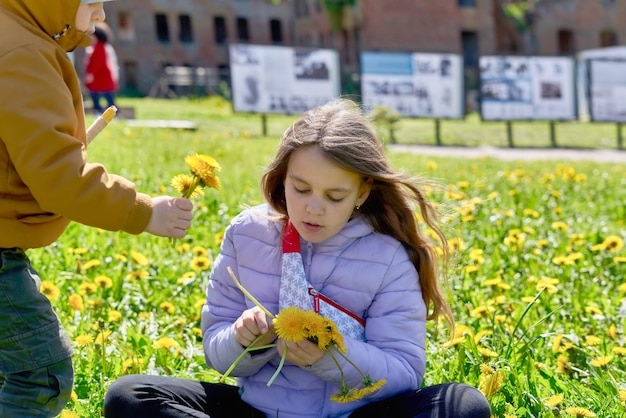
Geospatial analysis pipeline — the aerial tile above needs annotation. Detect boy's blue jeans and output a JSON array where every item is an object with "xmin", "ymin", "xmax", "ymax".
[{"xmin": 0, "ymin": 248, "xmax": 74, "ymax": 417}]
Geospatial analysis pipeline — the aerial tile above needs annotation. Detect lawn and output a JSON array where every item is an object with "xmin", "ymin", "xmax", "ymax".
[{"xmin": 31, "ymin": 97, "xmax": 626, "ymax": 417}]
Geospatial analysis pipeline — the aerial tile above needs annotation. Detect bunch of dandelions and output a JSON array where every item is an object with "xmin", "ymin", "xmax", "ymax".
[
  {"xmin": 170, "ymin": 154, "xmax": 221, "ymax": 244},
  {"xmin": 220, "ymin": 267, "xmax": 386, "ymax": 403},
  {"xmin": 171, "ymin": 153, "xmax": 221, "ymax": 199}
]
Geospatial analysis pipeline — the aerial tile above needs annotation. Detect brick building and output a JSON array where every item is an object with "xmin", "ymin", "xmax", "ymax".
[{"xmin": 83, "ymin": 0, "xmax": 625, "ymax": 96}]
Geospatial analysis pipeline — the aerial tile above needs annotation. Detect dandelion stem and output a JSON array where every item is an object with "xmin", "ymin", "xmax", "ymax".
[
  {"xmin": 329, "ymin": 344, "xmax": 366, "ymax": 380},
  {"xmin": 219, "ymin": 334, "xmax": 266, "ymax": 383},
  {"xmin": 325, "ymin": 347, "xmax": 347, "ymax": 389},
  {"xmin": 227, "ymin": 266, "xmax": 275, "ymax": 319},
  {"xmin": 267, "ymin": 346, "xmax": 287, "ymax": 387}
]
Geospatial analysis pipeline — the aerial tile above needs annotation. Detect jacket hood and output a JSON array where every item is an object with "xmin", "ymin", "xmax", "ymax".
[{"xmin": 0, "ymin": 0, "xmax": 91, "ymax": 51}]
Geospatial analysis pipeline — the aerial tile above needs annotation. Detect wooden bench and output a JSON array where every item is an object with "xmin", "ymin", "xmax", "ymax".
[{"xmin": 149, "ymin": 66, "xmax": 219, "ymax": 98}]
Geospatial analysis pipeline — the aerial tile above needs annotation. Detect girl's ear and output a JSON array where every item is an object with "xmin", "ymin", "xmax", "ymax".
[{"xmin": 358, "ymin": 177, "xmax": 373, "ymax": 205}]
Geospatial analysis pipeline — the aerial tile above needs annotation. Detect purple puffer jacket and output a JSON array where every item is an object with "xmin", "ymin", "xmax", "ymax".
[{"xmin": 201, "ymin": 204, "xmax": 427, "ymax": 418}]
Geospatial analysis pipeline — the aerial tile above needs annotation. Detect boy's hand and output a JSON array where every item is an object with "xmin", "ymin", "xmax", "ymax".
[{"xmin": 145, "ymin": 196, "xmax": 193, "ymax": 238}]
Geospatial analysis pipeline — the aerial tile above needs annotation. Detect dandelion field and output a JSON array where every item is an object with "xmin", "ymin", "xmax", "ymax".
[{"xmin": 33, "ymin": 98, "xmax": 626, "ymax": 417}]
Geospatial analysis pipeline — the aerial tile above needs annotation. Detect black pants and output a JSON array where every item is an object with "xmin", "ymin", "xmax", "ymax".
[{"xmin": 104, "ymin": 374, "xmax": 491, "ymax": 418}]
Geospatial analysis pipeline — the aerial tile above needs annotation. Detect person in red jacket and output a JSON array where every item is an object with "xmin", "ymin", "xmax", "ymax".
[{"xmin": 84, "ymin": 24, "xmax": 119, "ymax": 114}]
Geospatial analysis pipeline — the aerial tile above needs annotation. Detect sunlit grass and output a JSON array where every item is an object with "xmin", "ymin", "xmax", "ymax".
[{"xmin": 36, "ymin": 97, "xmax": 626, "ymax": 417}]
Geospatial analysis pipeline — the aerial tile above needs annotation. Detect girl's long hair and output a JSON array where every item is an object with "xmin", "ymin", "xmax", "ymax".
[{"xmin": 261, "ymin": 98, "xmax": 454, "ymax": 326}]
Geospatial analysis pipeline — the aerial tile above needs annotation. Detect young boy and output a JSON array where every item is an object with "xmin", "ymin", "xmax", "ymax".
[{"xmin": 0, "ymin": 1, "xmax": 193, "ymax": 416}]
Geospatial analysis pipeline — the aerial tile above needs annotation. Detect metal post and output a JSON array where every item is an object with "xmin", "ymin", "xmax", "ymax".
[
  {"xmin": 549, "ymin": 120, "xmax": 557, "ymax": 148},
  {"xmin": 435, "ymin": 119, "xmax": 442, "ymax": 146},
  {"xmin": 261, "ymin": 114, "xmax": 267, "ymax": 137},
  {"xmin": 506, "ymin": 121, "xmax": 514, "ymax": 148}
]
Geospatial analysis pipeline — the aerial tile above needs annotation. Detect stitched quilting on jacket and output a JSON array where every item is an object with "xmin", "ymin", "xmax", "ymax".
[{"xmin": 201, "ymin": 204, "xmax": 427, "ymax": 418}]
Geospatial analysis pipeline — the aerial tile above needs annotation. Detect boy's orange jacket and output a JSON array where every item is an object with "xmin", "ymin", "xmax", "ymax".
[{"xmin": 0, "ymin": 0, "xmax": 152, "ymax": 249}]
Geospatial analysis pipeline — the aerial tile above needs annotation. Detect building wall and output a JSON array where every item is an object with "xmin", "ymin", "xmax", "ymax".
[{"xmin": 78, "ymin": 0, "xmax": 626, "ymax": 96}]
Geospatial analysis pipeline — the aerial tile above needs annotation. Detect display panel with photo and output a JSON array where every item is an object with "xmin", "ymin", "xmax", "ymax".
[
  {"xmin": 479, "ymin": 56, "xmax": 576, "ymax": 121},
  {"xmin": 229, "ymin": 44, "xmax": 341, "ymax": 114},
  {"xmin": 360, "ymin": 51, "xmax": 464, "ymax": 118}
]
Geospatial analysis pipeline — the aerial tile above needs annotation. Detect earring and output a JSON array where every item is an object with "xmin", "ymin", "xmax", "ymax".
[{"xmin": 355, "ymin": 204, "xmax": 361, "ymax": 210}]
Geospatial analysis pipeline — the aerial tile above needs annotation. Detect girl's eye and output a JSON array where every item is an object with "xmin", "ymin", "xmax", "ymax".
[
  {"xmin": 294, "ymin": 187, "xmax": 309, "ymax": 194},
  {"xmin": 327, "ymin": 195, "xmax": 343, "ymax": 203}
]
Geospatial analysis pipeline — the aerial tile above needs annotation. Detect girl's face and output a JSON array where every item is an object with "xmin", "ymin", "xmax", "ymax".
[
  {"xmin": 284, "ymin": 145, "xmax": 371, "ymax": 244},
  {"xmin": 75, "ymin": 3, "xmax": 105, "ymax": 34}
]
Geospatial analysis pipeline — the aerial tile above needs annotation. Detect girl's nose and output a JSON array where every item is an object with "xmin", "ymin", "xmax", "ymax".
[{"xmin": 305, "ymin": 197, "xmax": 324, "ymax": 215}]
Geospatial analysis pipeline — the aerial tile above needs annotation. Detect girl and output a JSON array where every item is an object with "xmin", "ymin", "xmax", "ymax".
[{"xmin": 104, "ymin": 98, "xmax": 490, "ymax": 417}]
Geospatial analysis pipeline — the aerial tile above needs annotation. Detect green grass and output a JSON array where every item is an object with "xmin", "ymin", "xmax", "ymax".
[{"xmin": 30, "ymin": 97, "xmax": 626, "ymax": 417}]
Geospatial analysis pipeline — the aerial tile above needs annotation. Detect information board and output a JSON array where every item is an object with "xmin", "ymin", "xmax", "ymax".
[
  {"xmin": 229, "ymin": 44, "xmax": 341, "ymax": 114},
  {"xmin": 360, "ymin": 51, "xmax": 464, "ymax": 118},
  {"xmin": 588, "ymin": 59, "xmax": 626, "ymax": 122},
  {"xmin": 479, "ymin": 56, "xmax": 576, "ymax": 121}
]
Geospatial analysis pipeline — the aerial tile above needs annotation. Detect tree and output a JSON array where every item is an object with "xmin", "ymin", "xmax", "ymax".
[
  {"xmin": 499, "ymin": 0, "xmax": 541, "ymax": 54},
  {"xmin": 269, "ymin": 0, "xmax": 356, "ymax": 31}
]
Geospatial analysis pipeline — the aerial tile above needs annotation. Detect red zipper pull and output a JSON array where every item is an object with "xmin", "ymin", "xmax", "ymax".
[{"xmin": 309, "ymin": 288, "xmax": 321, "ymax": 313}]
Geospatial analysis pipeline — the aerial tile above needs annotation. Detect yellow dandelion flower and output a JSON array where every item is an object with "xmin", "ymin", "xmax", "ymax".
[
  {"xmin": 612, "ymin": 346, "xmax": 626, "ymax": 356},
  {"xmin": 78, "ymin": 282, "xmax": 97, "ymax": 295},
  {"xmin": 619, "ymin": 390, "xmax": 626, "ymax": 403},
  {"xmin": 584, "ymin": 305, "xmax": 603, "ymax": 316},
  {"xmin": 71, "ymin": 247, "xmax": 88, "ymax": 255},
  {"xmin": 108, "ymin": 310, "xmax": 123, "ymax": 322},
  {"xmin": 40, "ymin": 280, "xmax": 60, "ymax": 301},
  {"xmin": 557, "ymin": 353, "xmax": 571, "ymax": 375},
  {"xmin": 131, "ymin": 250, "xmax": 149, "ymax": 266},
  {"xmin": 95, "ymin": 330, "xmax": 112, "ymax": 344},
  {"xmin": 171, "ymin": 173, "xmax": 205, "ymax": 198},
  {"xmin": 126, "ymin": 270, "xmax": 150, "ymax": 281},
  {"xmin": 159, "ymin": 301, "xmax": 176, "ymax": 314},
  {"xmin": 330, "ymin": 387, "xmax": 361, "ymax": 403},
  {"xmin": 68, "ymin": 294, "xmax": 84, "ymax": 312},
  {"xmin": 479, "ymin": 369, "xmax": 504, "ymax": 398},
  {"xmin": 442, "ymin": 336, "xmax": 465, "ymax": 348},
  {"xmin": 214, "ymin": 231, "xmax": 224, "ymax": 246},
  {"xmin": 114, "ymin": 253, "xmax": 128, "ymax": 262},
  {"xmin": 614, "ymin": 256, "xmax": 626, "ymax": 263},
  {"xmin": 564, "ymin": 407, "xmax": 595, "ymax": 417},
  {"xmin": 427, "ymin": 161, "xmax": 437, "ymax": 170},
  {"xmin": 176, "ymin": 242, "xmax": 191, "ymax": 252},
  {"xmin": 603, "ymin": 235, "xmax": 624, "ymax": 252},
  {"xmin": 94, "ymin": 275, "xmax": 113, "ymax": 288},
  {"xmin": 608, "ymin": 324, "xmax": 617, "ymax": 338},
  {"xmin": 274, "ymin": 307, "xmax": 311, "ymax": 343},
  {"xmin": 589, "ymin": 355, "xmax": 612, "ymax": 368},
  {"xmin": 583, "ymin": 335, "xmax": 601, "ymax": 346},
  {"xmin": 545, "ymin": 393, "xmax": 564, "ymax": 407},
  {"xmin": 80, "ymin": 259, "xmax": 101, "ymax": 270},
  {"xmin": 190, "ymin": 256, "xmax": 211, "ymax": 271},
  {"xmin": 474, "ymin": 330, "xmax": 492, "ymax": 344},
  {"xmin": 138, "ymin": 312, "xmax": 151, "ymax": 321},
  {"xmin": 464, "ymin": 265, "xmax": 480, "ymax": 274},
  {"xmin": 477, "ymin": 347, "xmax": 498, "ymax": 358},
  {"xmin": 185, "ymin": 153, "xmax": 221, "ymax": 189},
  {"xmin": 153, "ymin": 337, "xmax": 179, "ymax": 349},
  {"xmin": 551, "ymin": 255, "xmax": 574, "ymax": 266},
  {"xmin": 74, "ymin": 334, "xmax": 93, "ymax": 346},
  {"xmin": 551, "ymin": 221, "xmax": 569, "ymax": 231},
  {"xmin": 552, "ymin": 334, "xmax": 563, "ymax": 353},
  {"xmin": 192, "ymin": 246, "xmax": 208, "ymax": 256},
  {"xmin": 192, "ymin": 327, "xmax": 203, "ymax": 338},
  {"xmin": 60, "ymin": 410, "xmax": 80, "ymax": 418}
]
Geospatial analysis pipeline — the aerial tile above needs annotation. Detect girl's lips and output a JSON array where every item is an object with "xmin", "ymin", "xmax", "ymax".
[{"xmin": 303, "ymin": 222, "xmax": 322, "ymax": 232}]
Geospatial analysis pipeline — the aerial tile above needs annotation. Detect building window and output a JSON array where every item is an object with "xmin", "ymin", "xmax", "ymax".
[
  {"xmin": 295, "ymin": 0, "xmax": 310, "ymax": 18},
  {"xmin": 558, "ymin": 29, "xmax": 575, "ymax": 55},
  {"xmin": 600, "ymin": 30, "xmax": 617, "ymax": 47},
  {"xmin": 155, "ymin": 13, "xmax": 170, "ymax": 43},
  {"xmin": 270, "ymin": 18, "xmax": 283, "ymax": 43},
  {"xmin": 179, "ymin": 14, "xmax": 193, "ymax": 43},
  {"xmin": 236, "ymin": 17, "xmax": 249, "ymax": 41},
  {"xmin": 117, "ymin": 12, "xmax": 135, "ymax": 42},
  {"xmin": 458, "ymin": 0, "xmax": 476, "ymax": 7},
  {"xmin": 214, "ymin": 16, "xmax": 227, "ymax": 44}
]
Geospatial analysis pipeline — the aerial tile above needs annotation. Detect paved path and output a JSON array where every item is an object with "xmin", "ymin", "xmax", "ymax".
[{"xmin": 389, "ymin": 144, "xmax": 626, "ymax": 164}]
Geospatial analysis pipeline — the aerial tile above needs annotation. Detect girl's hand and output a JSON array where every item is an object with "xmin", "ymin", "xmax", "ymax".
[
  {"xmin": 277, "ymin": 339, "xmax": 325, "ymax": 367},
  {"xmin": 234, "ymin": 306, "xmax": 276, "ymax": 348}
]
